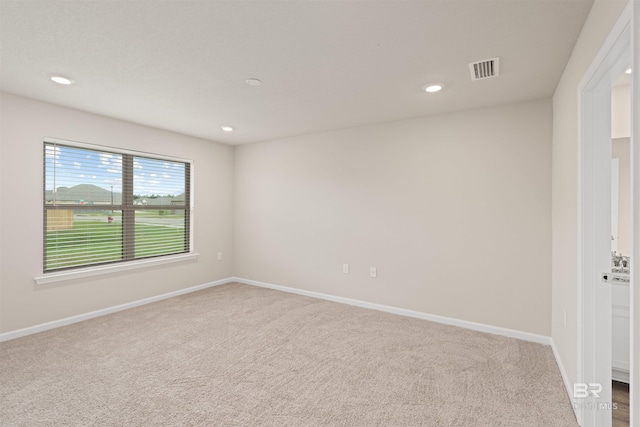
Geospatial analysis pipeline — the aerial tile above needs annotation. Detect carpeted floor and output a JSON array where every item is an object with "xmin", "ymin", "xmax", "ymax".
[{"xmin": 0, "ymin": 282, "xmax": 577, "ymax": 426}]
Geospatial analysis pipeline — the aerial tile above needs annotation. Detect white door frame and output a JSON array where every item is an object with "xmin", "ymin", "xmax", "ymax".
[
  {"xmin": 631, "ymin": 1, "xmax": 639, "ymax": 425},
  {"xmin": 577, "ymin": 2, "xmax": 636, "ymax": 426}
]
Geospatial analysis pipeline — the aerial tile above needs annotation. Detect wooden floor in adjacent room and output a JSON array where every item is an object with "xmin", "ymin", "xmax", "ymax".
[{"xmin": 612, "ymin": 380, "xmax": 630, "ymax": 427}]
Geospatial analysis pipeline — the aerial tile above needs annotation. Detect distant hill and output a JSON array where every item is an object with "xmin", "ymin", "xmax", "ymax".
[{"xmin": 46, "ymin": 184, "xmax": 122, "ymax": 204}]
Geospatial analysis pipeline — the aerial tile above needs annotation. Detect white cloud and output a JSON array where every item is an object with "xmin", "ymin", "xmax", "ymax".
[
  {"xmin": 45, "ymin": 145, "xmax": 60, "ymax": 159},
  {"xmin": 99, "ymin": 153, "xmax": 121, "ymax": 169},
  {"xmin": 100, "ymin": 153, "xmax": 113, "ymax": 165}
]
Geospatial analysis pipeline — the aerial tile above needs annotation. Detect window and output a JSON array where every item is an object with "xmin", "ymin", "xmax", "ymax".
[{"xmin": 44, "ymin": 139, "xmax": 191, "ymax": 273}]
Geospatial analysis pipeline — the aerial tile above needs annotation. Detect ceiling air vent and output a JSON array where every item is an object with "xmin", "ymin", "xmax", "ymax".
[{"xmin": 469, "ymin": 57, "xmax": 499, "ymax": 81}]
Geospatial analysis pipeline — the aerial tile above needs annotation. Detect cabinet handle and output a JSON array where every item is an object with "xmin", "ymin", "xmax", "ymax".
[{"xmin": 602, "ymin": 272, "xmax": 630, "ymax": 283}]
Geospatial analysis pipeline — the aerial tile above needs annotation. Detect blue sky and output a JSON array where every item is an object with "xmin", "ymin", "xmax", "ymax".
[{"xmin": 45, "ymin": 144, "xmax": 186, "ymax": 196}]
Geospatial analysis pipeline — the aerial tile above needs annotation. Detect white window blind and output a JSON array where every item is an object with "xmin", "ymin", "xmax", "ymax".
[{"xmin": 44, "ymin": 140, "xmax": 191, "ymax": 272}]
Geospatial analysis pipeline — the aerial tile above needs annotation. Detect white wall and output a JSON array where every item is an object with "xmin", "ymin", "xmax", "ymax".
[
  {"xmin": 613, "ymin": 138, "xmax": 631, "ymax": 256},
  {"xmin": 551, "ymin": 0, "xmax": 627, "ymax": 389},
  {"xmin": 612, "ymin": 84, "xmax": 631, "ymax": 139},
  {"xmin": 235, "ymin": 99, "xmax": 552, "ymax": 336},
  {"xmin": 0, "ymin": 92, "xmax": 234, "ymax": 333}
]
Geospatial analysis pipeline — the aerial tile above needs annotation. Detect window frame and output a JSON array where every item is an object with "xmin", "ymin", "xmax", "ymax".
[{"xmin": 38, "ymin": 137, "xmax": 195, "ymax": 283}]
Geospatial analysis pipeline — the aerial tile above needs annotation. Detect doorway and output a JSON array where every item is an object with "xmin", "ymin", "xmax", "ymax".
[
  {"xmin": 577, "ymin": 2, "xmax": 636, "ymax": 427},
  {"xmin": 610, "ymin": 69, "xmax": 632, "ymax": 427}
]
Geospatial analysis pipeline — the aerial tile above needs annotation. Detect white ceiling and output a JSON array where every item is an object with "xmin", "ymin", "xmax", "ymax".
[{"xmin": 0, "ymin": 0, "xmax": 594, "ymax": 145}]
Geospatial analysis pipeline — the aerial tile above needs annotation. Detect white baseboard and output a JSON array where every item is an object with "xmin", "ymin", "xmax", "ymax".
[
  {"xmin": 551, "ymin": 339, "xmax": 580, "ymax": 425},
  {"xmin": 1, "ymin": 275, "xmax": 578, "ymax": 422},
  {"xmin": 0, "ymin": 276, "xmax": 589, "ymax": 427},
  {"xmin": 232, "ymin": 277, "xmax": 551, "ymax": 345},
  {"xmin": 0, "ymin": 277, "xmax": 234, "ymax": 342},
  {"xmin": 1, "ymin": 276, "xmax": 552, "ymax": 348},
  {"xmin": 612, "ymin": 368, "xmax": 630, "ymax": 384}
]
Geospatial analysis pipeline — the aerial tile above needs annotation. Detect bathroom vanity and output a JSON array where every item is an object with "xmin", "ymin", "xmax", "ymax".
[{"xmin": 612, "ymin": 277, "xmax": 630, "ymax": 383}]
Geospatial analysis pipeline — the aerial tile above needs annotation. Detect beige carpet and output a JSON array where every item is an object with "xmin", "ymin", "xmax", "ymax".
[{"xmin": 0, "ymin": 282, "xmax": 577, "ymax": 426}]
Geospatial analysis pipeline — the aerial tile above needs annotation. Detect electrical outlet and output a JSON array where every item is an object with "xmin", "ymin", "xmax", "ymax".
[
  {"xmin": 217, "ymin": 252, "xmax": 223, "ymax": 261},
  {"xmin": 343, "ymin": 264, "xmax": 349, "ymax": 274},
  {"xmin": 370, "ymin": 267, "xmax": 377, "ymax": 278}
]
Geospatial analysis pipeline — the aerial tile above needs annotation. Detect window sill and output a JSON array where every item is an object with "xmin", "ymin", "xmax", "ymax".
[{"xmin": 34, "ymin": 253, "xmax": 199, "ymax": 285}]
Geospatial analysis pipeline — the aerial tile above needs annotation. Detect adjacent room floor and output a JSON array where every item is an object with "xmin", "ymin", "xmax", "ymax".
[{"xmin": 613, "ymin": 380, "xmax": 630, "ymax": 427}]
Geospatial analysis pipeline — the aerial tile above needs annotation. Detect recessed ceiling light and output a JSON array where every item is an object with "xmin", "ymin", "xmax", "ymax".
[
  {"xmin": 625, "ymin": 67, "xmax": 632, "ymax": 74},
  {"xmin": 245, "ymin": 78, "xmax": 262, "ymax": 86},
  {"xmin": 50, "ymin": 75, "xmax": 74, "ymax": 85},
  {"xmin": 221, "ymin": 126, "xmax": 234, "ymax": 132},
  {"xmin": 424, "ymin": 84, "xmax": 443, "ymax": 93}
]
